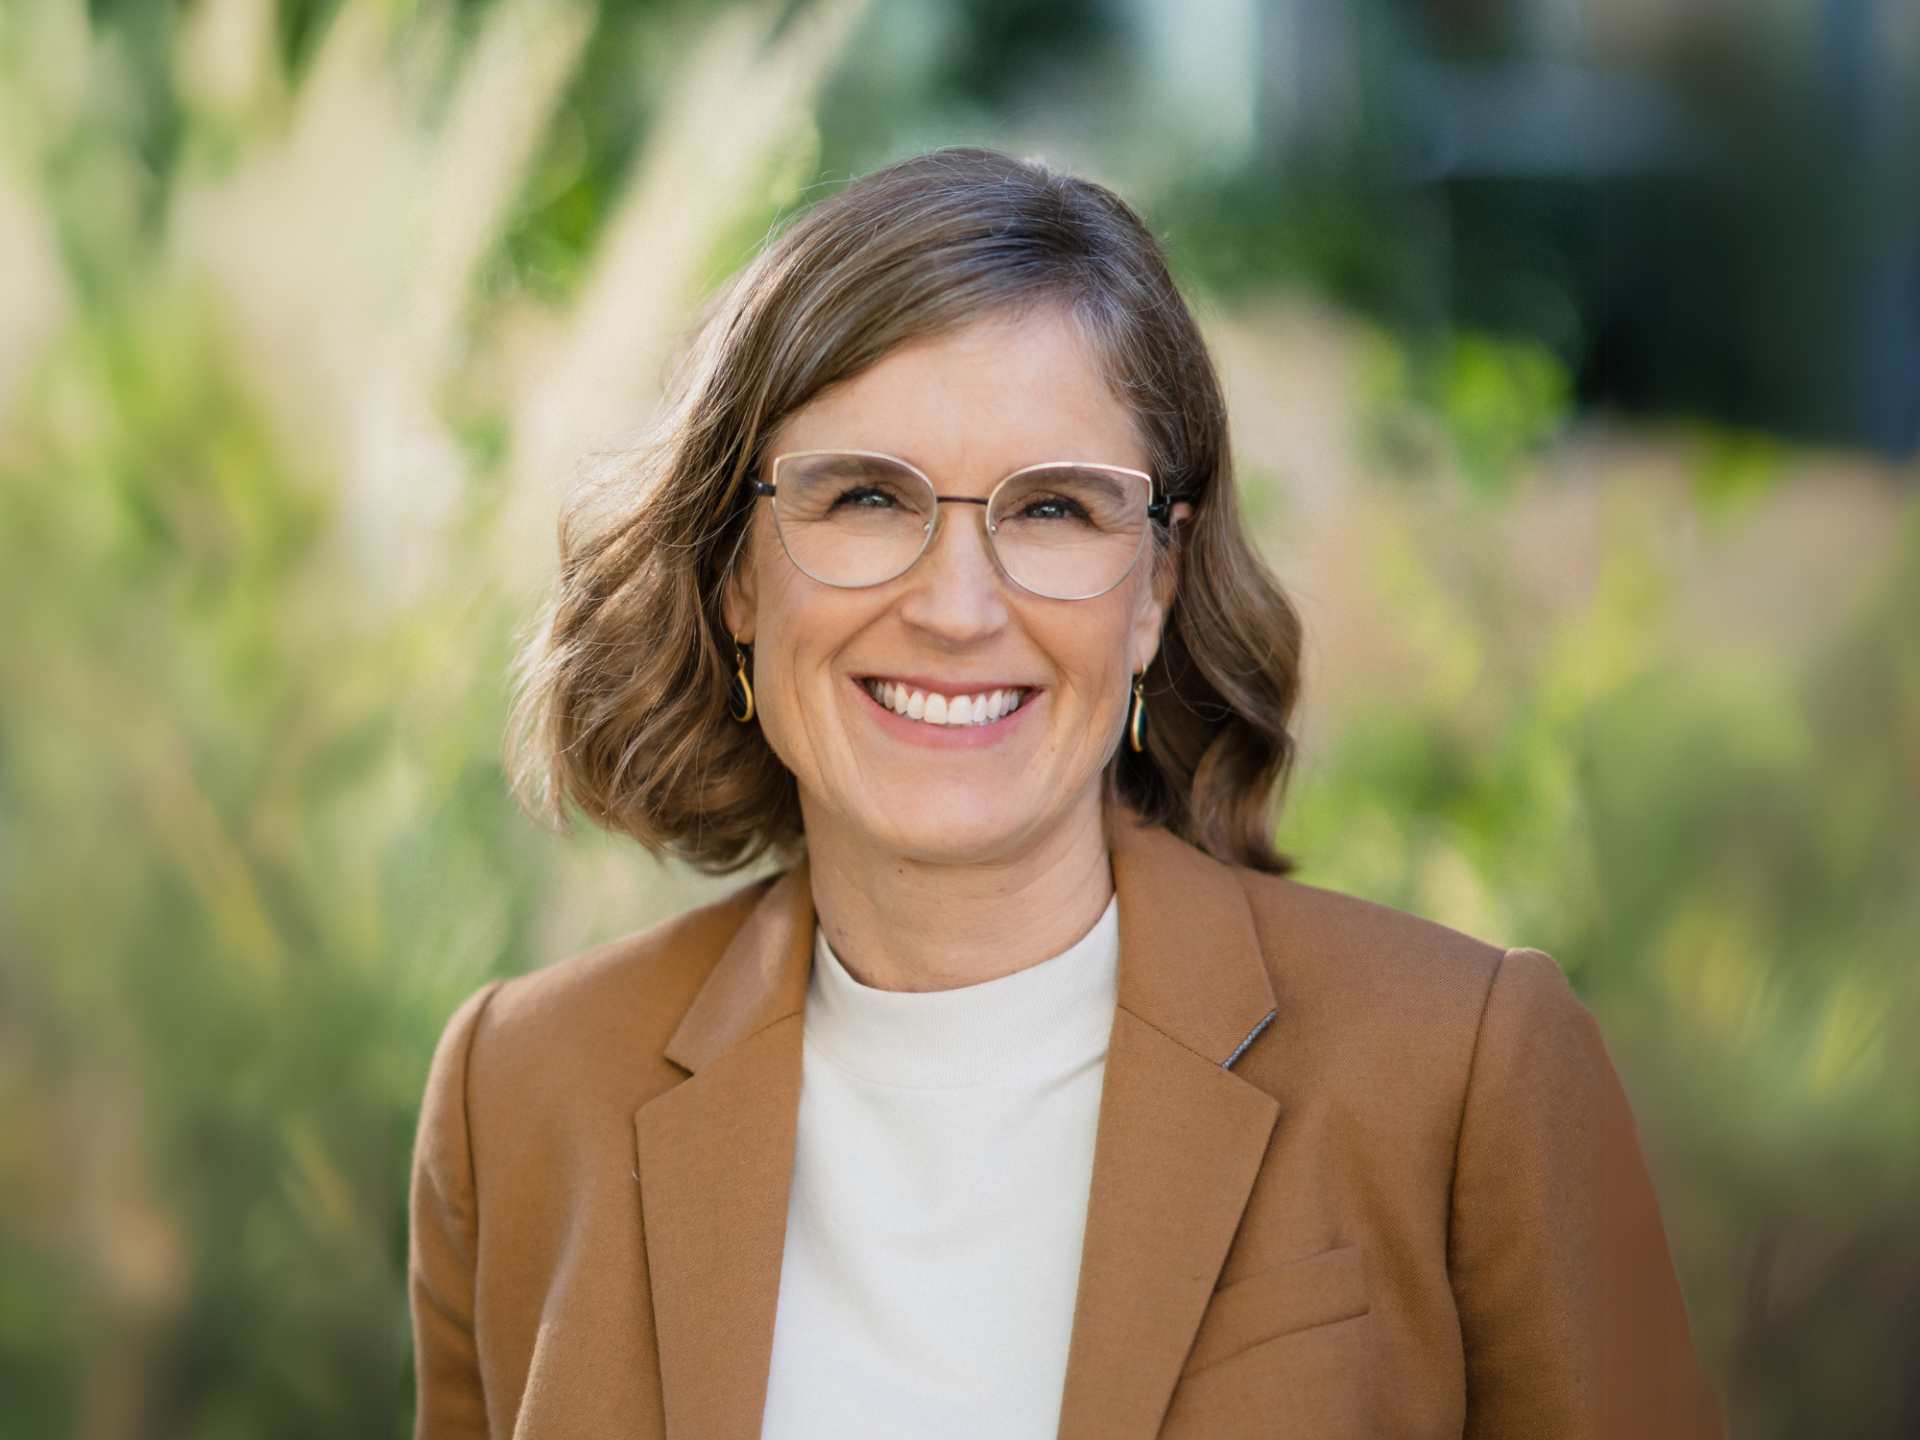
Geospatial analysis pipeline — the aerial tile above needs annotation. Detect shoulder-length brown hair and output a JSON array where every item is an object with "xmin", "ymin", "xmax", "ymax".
[{"xmin": 513, "ymin": 148, "xmax": 1303, "ymax": 874}]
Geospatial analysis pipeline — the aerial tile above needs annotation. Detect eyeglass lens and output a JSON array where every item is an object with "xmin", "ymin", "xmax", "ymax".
[{"xmin": 768, "ymin": 452, "xmax": 1152, "ymax": 600}]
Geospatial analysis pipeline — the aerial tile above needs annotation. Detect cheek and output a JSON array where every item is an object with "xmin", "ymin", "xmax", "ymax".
[
  {"xmin": 747, "ymin": 567, "xmax": 866, "ymax": 753},
  {"xmin": 1035, "ymin": 596, "xmax": 1148, "ymax": 712}
]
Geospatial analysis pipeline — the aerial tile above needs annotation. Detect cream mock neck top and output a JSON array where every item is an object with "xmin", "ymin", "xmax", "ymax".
[{"xmin": 758, "ymin": 897, "xmax": 1121, "ymax": 1440}]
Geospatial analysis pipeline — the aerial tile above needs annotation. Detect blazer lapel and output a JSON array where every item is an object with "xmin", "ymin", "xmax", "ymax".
[
  {"xmin": 635, "ymin": 865, "xmax": 815, "ymax": 1440},
  {"xmin": 1057, "ymin": 820, "xmax": 1283, "ymax": 1440}
]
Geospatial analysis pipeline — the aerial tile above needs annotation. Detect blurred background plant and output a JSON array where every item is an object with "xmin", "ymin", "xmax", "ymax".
[{"xmin": 0, "ymin": 0, "xmax": 1914, "ymax": 1435}]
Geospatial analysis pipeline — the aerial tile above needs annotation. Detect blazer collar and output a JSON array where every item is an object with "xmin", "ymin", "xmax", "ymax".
[
  {"xmin": 1106, "ymin": 812, "xmax": 1278, "ymax": 1063},
  {"xmin": 1058, "ymin": 813, "xmax": 1282, "ymax": 1440},
  {"xmin": 658, "ymin": 817, "xmax": 1280, "ymax": 1074},
  {"xmin": 639, "ymin": 818, "xmax": 1282, "ymax": 1440},
  {"xmin": 638, "ymin": 865, "xmax": 814, "ymax": 1440},
  {"xmin": 662, "ymin": 862, "xmax": 814, "ymax": 1073}
]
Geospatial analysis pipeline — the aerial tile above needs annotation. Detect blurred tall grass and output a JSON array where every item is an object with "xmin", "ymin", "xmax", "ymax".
[{"xmin": 0, "ymin": 1, "xmax": 1915, "ymax": 1436}]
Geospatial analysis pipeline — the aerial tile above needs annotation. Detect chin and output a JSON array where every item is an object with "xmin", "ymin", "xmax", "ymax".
[{"xmin": 851, "ymin": 786, "xmax": 1053, "ymax": 865}]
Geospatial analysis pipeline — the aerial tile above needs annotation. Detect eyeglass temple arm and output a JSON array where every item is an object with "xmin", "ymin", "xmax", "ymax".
[{"xmin": 752, "ymin": 480, "xmax": 1173, "ymax": 523}]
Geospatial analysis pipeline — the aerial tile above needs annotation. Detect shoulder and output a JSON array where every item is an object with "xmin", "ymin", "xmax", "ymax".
[
  {"xmin": 1237, "ymin": 868, "xmax": 1503, "ymax": 990},
  {"xmin": 489, "ymin": 877, "xmax": 771, "ymax": 1051},
  {"xmin": 429, "ymin": 876, "xmax": 774, "ymax": 1120},
  {"xmin": 1228, "ymin": 863, "xmax": 1584, "ymax": 1094},
  {"xmin": 1240, "ymin": 863, "xmax": 1575, "ymax": 1006}
]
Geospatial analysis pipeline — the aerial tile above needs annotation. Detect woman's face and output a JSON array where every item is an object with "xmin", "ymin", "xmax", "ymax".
[{"xmin": 725, "ymin": 308, "xmax": 1172, "ymax": 866}]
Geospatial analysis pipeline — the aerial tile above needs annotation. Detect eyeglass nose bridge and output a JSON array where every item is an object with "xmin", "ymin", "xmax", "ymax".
[
  {"xmin": 889, "ymin": 489, "xmax": 1009, "ymax": 593},
  {"xmin": 923, "ymin": 491, "xmax": 1005, "ymax": 574}
]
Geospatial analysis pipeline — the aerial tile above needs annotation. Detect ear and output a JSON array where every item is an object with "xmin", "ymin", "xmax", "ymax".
[
  {"xmin": 1156, "ymin": 504, "xmax": 1192, "ymax": 608},
  {"xmin": 722, "ymin": 526, "xmax": 759, "ymax": 644},
  {"xmin": 1129, "ymin": 503, "xmax": 1190, "ymax": 672}
]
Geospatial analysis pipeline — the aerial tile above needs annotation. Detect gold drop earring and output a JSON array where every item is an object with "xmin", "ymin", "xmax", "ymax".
[
  {"xmin": 1127, "ymin": 670, "xmax": 1147, "ymax": 753},
  {"xmin": 728, "ymin": 637, "xmax": 755, "ymax": 723}
]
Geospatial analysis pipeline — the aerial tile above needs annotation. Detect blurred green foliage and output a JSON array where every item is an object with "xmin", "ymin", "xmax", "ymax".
[
  {"xmin": 1, "ymin": 1, "xmax": 1916, "ymax": 1437},
  {"xmin": 1276, "ymin": 417, "xmax": 1920, "ymax": 1434},
  {"xmin": 0, "ymin": 280, "xmax": 541, "ymax": 1430}
]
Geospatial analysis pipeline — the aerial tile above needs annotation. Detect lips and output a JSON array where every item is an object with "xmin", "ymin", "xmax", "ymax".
[{"xmin": 862, "ymin": 678, "xmax": 1029, "ymax": 727}]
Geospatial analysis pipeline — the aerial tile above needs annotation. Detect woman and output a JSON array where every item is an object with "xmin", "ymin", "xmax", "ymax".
[{"xmin": 409, "ymin": 150, "xmax": 1719, "ymax": 1439}]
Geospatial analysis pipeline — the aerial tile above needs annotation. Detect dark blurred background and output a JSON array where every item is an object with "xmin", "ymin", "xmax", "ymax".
[{"xmin": 0, "ymin": 0, "xmax": 1916, "ymax": 1435}]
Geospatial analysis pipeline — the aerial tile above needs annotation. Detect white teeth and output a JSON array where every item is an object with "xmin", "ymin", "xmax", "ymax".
[{"xmin": 869, "ymin": 681, "xmax": 1024, "ymax": 726}]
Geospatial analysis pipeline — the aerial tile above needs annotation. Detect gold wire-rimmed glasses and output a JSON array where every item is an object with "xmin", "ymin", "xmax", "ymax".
[{"xmin": 752, "ymin": 450, "xmax": 1168, "ymax": 601}]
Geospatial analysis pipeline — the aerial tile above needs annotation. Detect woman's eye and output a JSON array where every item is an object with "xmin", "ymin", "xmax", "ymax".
[
  {"xmin": 1017, "ymin": 495, "xmax": 1087, "ymax": 522},
  {"xmin": 832, "ymin": 485, "xmax": 896, "ymax": 509}
]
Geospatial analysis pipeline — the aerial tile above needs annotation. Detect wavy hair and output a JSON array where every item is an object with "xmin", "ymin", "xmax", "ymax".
[{"xmin": 512, "ymin": 149, "xmax": 1304, "ymax": 873}]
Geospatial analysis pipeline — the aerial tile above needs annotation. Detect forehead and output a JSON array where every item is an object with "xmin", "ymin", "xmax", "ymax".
[{"xmin": 772, "ymin": 309, "xmax": 1148, "ymax": 483}]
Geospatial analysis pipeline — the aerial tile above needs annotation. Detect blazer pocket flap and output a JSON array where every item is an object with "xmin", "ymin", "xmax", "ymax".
[{"xmin": 1182, "ymin": 1245, "xmax": 1370, "ymax": 1376}]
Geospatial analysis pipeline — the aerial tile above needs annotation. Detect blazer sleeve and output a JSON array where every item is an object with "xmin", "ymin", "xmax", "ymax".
[
  {"xmin": 409, "ymin": 980, "xmax": 503, "ymax": 1440},
  {"xmin": 1449, "ymin": 948, "xmax": 1724, "ymax": 1440}
]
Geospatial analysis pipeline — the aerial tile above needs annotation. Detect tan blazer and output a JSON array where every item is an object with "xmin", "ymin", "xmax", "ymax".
[{"xmin": 410, "ymin": 818, "xmax": 1722, "ymax": 1439}]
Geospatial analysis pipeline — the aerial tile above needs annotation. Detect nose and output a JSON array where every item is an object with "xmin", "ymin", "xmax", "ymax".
[{"xmin": 895, "ymin": 500, "xmax": 1010, "ymax": 646}]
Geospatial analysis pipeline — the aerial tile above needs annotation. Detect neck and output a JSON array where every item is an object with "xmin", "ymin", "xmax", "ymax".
[{"xmin": 800, "ymin": 790, "xmax": 1115, "ymax": 993}]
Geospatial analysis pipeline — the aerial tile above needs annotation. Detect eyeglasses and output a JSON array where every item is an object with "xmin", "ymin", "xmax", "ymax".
[{"xmin": 752, "ymin": 450, "xmax": 1168, "ymax": 601}]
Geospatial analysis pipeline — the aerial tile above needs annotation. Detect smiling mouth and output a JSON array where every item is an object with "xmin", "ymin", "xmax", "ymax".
[{"xmin": 863, "ymin": 678, "xmax": 1030, "ymax": 727}]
